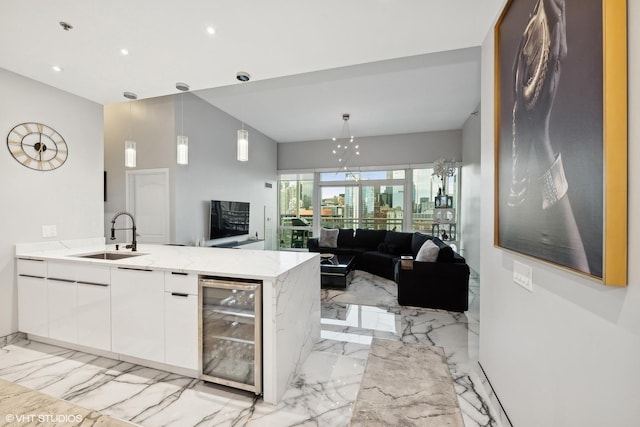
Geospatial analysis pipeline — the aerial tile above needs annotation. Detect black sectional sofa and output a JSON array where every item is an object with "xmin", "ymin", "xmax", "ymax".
[{"xmin": 308, "ymin": 229, "xmax": 469, "ymax": 312}]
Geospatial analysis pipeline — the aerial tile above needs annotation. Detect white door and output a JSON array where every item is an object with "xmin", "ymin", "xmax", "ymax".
[{"xmin": 126, "ymin": 168, "xmax": 170, "ymax": 244}]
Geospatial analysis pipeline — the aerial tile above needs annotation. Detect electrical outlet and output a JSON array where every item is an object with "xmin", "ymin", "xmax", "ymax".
[
  {"xmin": 513, "ymin": 260, "xmax": 533, "ymax": 292},
  {"xmin": 42, "ymin": 225, "xmax": 57, "ymax": 238}
]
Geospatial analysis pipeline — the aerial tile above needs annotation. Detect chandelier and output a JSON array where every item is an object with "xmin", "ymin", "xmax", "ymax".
[{"xmin": 331, "ymin": 113, "xmax": 359, "ymax": 175}]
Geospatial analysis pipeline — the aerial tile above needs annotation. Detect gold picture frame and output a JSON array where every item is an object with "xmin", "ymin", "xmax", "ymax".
[{"xmin": 494, "ymin": 0, "xmax": 627, "ymax": 286}]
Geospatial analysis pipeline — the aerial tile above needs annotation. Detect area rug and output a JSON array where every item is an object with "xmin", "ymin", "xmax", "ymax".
[{"xmin": 0, "ymin": 378, "xmax": 134, "ymax": 426}]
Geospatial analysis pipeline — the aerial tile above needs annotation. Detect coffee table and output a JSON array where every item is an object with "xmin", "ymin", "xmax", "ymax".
[{"xmin": 320, "ymin": 254, "xmax": 355, "ymax": 289}]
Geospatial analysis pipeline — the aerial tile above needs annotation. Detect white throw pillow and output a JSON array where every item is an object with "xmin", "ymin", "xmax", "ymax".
[
  {"xmin": 319, "ymin": 228, "xmax": 339, "ymax": 248},
  {"xmin": 416, "ymin": 239, "xmax": 440, "ymax": 262}
]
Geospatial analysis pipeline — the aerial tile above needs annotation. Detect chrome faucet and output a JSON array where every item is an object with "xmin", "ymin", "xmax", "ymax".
[{"xmin": 110, "ymin": 211, "xmax": 137, "ymax": 251}]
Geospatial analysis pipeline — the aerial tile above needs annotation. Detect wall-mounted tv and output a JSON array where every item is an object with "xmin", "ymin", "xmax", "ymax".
[{"xmin": 209, "ymin": 200, "xmax": 250, "ymax": 240}]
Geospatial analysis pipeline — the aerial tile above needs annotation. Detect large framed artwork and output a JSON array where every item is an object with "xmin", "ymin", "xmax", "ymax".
[{"xmin": 494, "ymin": 0, "xmax": 627, "ymax": 286}]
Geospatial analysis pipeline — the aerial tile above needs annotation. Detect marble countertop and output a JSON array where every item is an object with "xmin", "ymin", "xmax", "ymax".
[{"xmin": 15, "ymin": 238, "xmax": 318, "ymax": 280}]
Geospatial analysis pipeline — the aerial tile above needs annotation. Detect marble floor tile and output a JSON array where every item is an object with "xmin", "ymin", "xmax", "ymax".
[
  {"xmin": 321, "ymin": 271, "xmax": 399, "ymax": 309},
  {"xmin": 0, "ymin": 269, "xmax": 500, "ymax": 427}
]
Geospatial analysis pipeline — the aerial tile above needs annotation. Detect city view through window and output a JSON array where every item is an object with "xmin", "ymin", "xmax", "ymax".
[{"xmin": 278, "ymin": 168, "xmax": 458, "ymax": 249}]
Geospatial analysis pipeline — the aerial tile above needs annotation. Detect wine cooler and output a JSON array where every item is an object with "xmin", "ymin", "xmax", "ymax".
[{"xmin": 199, "ymin": 276, "xmax": 262, "ymax": 394}]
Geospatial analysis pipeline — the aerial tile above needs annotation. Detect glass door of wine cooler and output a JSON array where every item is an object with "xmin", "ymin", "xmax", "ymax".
[{"xmin": 199, "ymin": 277, "xmax": 262, "ymax": 394}]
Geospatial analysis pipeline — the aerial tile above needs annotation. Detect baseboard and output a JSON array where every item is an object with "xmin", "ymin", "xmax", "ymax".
[
  {"xmin": 24, "ymin": 335, "xmax": 199, "ymax": 379},
  {"xmin": 478, "ymin": 361, "xmax": 514, "ymax": 427},
  {"xmin": 0, "ymin": 331, "xmax": 27, "ymax": 349}
]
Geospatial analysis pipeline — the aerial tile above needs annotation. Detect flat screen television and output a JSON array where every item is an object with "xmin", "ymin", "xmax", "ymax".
[{"xmin": 209, "ymin": 200, "xmax": 250, "ymax": 240}]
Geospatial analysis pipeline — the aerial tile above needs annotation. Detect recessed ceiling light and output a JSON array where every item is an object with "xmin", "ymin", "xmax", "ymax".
[
  {"xmin": 120, "ymin": 48, "xmax": 129, "ymax": 56},
  {"xmin": 206, "ymin": 26, "xmax": 216, "ymax": 35},
  {"xmin": 52, "ymin": 65, "xmax": 63, "ymax": 72}
]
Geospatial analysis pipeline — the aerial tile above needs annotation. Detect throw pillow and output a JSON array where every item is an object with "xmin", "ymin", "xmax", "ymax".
[
  {"xmin": 411, "ymin": 232, "xmax": 433, "ymax": 257},
  {"xmin": 416, "ymin": 239, "xmax": 440, "ymax": 262},
  {"xmin": 319, "ymin": 228, "xmax": 339, "ymax": 248},
  {"xmin": 431, "ymin": 237, "xmax": 454, "ymax": 262}
]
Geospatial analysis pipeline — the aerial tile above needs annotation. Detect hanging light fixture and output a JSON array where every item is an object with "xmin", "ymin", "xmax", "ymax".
[
  {"xmin": 176, "ymin": 82, "xmax": 190, "ymax": 165},
  {"xmin": 237, "ymin": 126, "xmax": 249, "ymax": 162},
  {"xmin": 123, "ymin": 91, "xmax": 137, "ymax": 168},
  {"xmin": 331, "ymin": 113, "xmax": 359, "ymax": 175},
  {"xmin": 236, "ymin": 71, "xmax": 250, "ymax": 162}
]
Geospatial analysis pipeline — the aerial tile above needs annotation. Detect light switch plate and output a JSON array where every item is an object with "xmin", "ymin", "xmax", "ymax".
[
  {"xmin": 42, "ymin": 225, "xmax": 57, "ymax": 238},
  {"xmin": 513, "ymin": 260, "xmax": 533, "ymax": 292}
]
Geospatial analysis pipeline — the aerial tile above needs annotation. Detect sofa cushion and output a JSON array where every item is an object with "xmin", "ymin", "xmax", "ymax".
[
  {"xmin": 431, "ymin": 237, "xmax": 455, "ymax": 263},
  {"xmin": 319, "ymin": 228, "xmax": 339, "ymax": 248},
  {"xmin": 353, "ymin": 229, "xmax": 387, "ymax": 250},
  {"xmin": 381, "ymin": 231, "xmax": 413, "ymax": 255},
  {"xmin": 416, "ymin": 239, "xmax": 440, "ymax": 262},
  {"xmin": 411, "ymin": 232, "xmax": 433, "ymax": 257},
  {"xmin": 337, "ymin": 229, "xmax": 356, "ymax": 247}
]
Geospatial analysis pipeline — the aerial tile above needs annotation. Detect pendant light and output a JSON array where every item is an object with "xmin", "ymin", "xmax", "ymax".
[
  {"xmin": 331, "ymin": 113, "xmax": 359, "ymax": 175},
  {"xmin": 124, "ymin": 91, "xmax": 137, "ymax": 168},
  {"xmin": 236, "ymin": 71, "xmax": 250, "ymax": 162},
  {"xmin": 176, "ymin": 82, "xmax": 189, "ymax": 165},
  {"xmin": 237, "ymin": 125, "xmax": 249, "ymax": 162}
]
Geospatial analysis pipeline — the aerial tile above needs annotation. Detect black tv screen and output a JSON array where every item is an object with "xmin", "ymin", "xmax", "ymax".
[{"xmin": 209, "ymin": 200, "xmax": 250, "ymax": 239}]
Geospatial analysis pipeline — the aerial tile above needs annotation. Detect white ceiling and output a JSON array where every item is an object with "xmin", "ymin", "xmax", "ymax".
[{"xmin": 0, "ymin": 0, "xmax": 503, "ymax": 143}]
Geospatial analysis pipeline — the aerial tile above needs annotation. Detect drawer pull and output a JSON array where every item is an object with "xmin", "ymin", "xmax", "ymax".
[
  {"xmin": 117, "ymin": 267, "xmax": 153, "ymax": 272},
  {"xmin": 171, "ymin": 292, "xmax": 189, "ymax": 298},
  {"xmin": 171, "ymin": 272, "xmax": 188, "ymax": 276},
  {"xmin": 18, "ymin": 274, "xmax": 45, "ymax": 279},
  {"xmin": 48, "ymin": 278, "xmax": 75, "ymax": 283},
  {"xmin": 78, "ymin": 281, "xmax": 109, "ymax": 287}
]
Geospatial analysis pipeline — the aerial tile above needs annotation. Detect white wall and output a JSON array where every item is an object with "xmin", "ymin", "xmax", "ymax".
[
  {"xmin": 460, "ymin": 107, "xmax": 481, "ymax": 272},
  {"xmin": 173, "ymin": 94, "xmax": 278, "ymax": 245},
  {"xmin": 104, "ymin": 93, "xmax": 278, "ymax": 246},
  {"xmin": 104, "ymin": 95, "xmax": 175, "ymax": 240},
  {"xmin": 0, "ymin": 68, "xmax": 104, "ymax": 337},
  {"xmin": 278, "ymin": 130, "xmax": 462, "ymax": 171},
  {"xmin": 478, "ymin": 4, "xmax": 640, "ymax": 426}
]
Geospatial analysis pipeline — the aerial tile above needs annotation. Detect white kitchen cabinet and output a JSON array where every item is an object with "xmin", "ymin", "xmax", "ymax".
[
  {"xmin": 78, "ymin": 280, "xmax": 111, "ymax": 351},
  {"xmin": 47, "ymin": 262, "xmax": 77, "ymax": 281},
  {"xmin": 111, "ymin": 267, "xmax": 165, "ymax": 363},
  {"xmin": 17, "ymin": 258, "xmax": 48, "ymax": 277},
  {"xmin": 165, "ymin": 271, "xmax": 198, "ymax": 295},
  {"xmin": 17, "ymin": 274, "xmax": 48, "ymax": 337},
  {"xmin": 164, "ymin": 291, "xmax": 198, "ymax": 370},
  {"xmin": 164, "ymin": 271, "xmax": 198, "ymax": 370},
  {"xmin": 47, "ymin": 278, "xmax": 78, "ymax": 343}
]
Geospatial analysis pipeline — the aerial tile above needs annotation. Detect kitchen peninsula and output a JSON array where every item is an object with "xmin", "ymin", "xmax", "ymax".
[{"xmin": 15, "ymin": 238, "xmax": 320, "ymax": 404}]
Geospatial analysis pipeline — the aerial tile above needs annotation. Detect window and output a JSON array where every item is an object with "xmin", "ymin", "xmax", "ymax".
[
  {"xmin": 279, "ymin": 173, "xmax": 313, "ymax": 249},
  {"xmin": 278, "ymin": 165, "xmax": 460, "ymax": 250},
  {"xmin": 319, "ymin": 169, "xmax": 405, "ymax": 231}
]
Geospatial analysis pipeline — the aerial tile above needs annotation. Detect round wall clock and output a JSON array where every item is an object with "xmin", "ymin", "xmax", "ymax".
[{"xmin": 6, "ymin": 122, "xmax": 68, "ymax": 171}]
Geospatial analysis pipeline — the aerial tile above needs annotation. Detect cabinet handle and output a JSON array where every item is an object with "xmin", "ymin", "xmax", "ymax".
[
  {"xmin": 48, "ymin": 278, "xmax": 75, "ymax": 283},
  {"xmin": 18, "ymin": 274, "xmax": 45, "ymax": 279},
  {"xmin": 17, "ymin": 258, "xmax": 45, "ymax": 262},
  {"xmin": 171, "ymin": 272, "xmax": 188, "ymax": 276},
  {"xmin": 117, "ymin": 267, "xmax": 153, "ymax": 272},
  {"xmin": 171, "ymin": 292, "xmax": 189, "ymax": 297},
  {"xmin": 78, "ymin": 281, "xmax": 109, "ymax": 287}
]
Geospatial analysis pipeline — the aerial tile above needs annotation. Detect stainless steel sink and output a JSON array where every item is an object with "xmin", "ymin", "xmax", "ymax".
[{"xmin": 71, "ymin": 252, "xmax": 145, "ymax": 260}]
